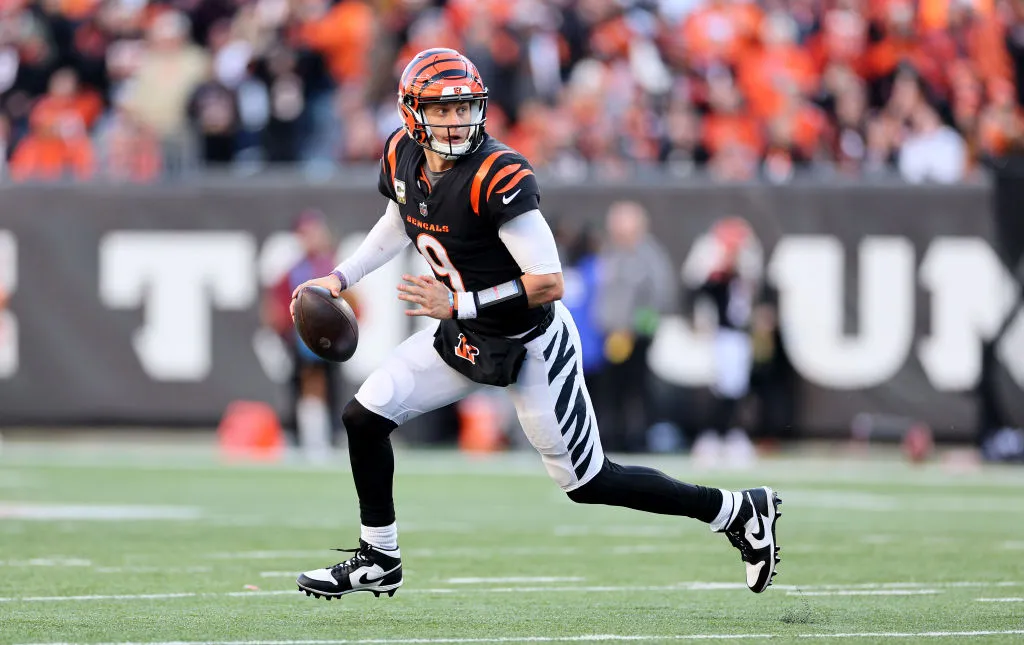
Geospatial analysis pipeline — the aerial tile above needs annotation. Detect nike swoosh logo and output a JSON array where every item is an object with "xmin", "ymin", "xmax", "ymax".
[
  {"xmin": 747, "ymin": 493, "xmax": 767, "ymax": 541},
  {"xmin": 502, "ymin": 189, "xmax": 522, "ymax": 205},
  {"xmin": 744, "ymin": 493, "xmax": 773, "ymax": 550},
  {"xmin": 357, "ymin": 563, "xmax": 401, "ymax": 585}
]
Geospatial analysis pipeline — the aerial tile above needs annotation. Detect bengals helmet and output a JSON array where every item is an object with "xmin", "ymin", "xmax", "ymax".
[{"xmin": 398, "ymin": 48, "xmax": 488, "ymax": 160}]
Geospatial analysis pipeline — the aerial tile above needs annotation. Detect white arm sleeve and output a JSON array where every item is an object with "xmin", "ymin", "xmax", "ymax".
[
  {"xmin": 332, "ymin": 200, "xmax": 410, "ymax": 286},
  {"xmin": 497, "ymin": 209, "xmax": 563, "ymax": 275}
]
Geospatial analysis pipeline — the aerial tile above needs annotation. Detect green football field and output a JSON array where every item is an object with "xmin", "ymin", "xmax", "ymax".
[{"xmin": 1, "ymin": 436, "xmax": 1023, "ymax": 644}]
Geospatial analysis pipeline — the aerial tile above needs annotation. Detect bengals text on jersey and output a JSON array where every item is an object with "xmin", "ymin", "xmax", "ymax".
[{"xmin": 378, "ymin": 127, "xmax": 550, "ymax": 337}]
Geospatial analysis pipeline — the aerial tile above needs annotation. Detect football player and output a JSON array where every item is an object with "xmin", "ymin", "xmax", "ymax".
[{"xmin": 290, "ymin": 49, "xmax": 782, "ymax": 600}]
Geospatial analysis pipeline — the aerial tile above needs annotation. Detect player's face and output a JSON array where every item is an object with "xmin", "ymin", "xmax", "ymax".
[{"xmin": 423, "ymin": 101, "xmax": 472, "ymax": 145}]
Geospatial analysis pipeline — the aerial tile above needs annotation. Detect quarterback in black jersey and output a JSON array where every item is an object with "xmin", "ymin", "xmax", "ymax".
[
  {"xmin": 290, "ymin": 48, "xmax": 782, "ymax": 601},
  {"xmin": 378, "ymin": 125, "xmax": 549, "ymax": 337}
]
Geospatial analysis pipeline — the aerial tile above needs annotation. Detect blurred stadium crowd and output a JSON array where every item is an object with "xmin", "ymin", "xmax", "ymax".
[{"xmin": 2, "ymin": 0, "xmax": 1024, "ymax": 184}]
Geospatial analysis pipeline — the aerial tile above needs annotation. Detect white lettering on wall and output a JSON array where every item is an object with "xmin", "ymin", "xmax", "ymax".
[
  {"xmin": 100, "ymin": 232, "xmax": 256, "ymax": 381},
  {"xmin": 919, "ymin": 237, "xmax": 1020, "ymax": 390}
]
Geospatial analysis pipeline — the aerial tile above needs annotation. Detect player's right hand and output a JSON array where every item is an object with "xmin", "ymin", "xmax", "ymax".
[{"xmin": 290, "ymin": 273, "xmax": 344, "ymax": 319}]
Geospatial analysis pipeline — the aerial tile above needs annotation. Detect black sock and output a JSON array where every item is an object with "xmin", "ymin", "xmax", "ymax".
[
  {"xmin": 567, "ymin": 458, "xmax": 724, "ymax": 523},
  {"xmin": 341, "ymin": 399, "xmax": 398, "ymax": 527}
]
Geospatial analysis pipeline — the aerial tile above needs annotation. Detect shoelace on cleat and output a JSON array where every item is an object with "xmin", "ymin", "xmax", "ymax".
[
  {"xmin": 328, "ymin": 545, "xmax": 373, "ymax": 577},
  {"xmin": 725, "ymin": 529, "xmax": 755, "ymax": 563}
]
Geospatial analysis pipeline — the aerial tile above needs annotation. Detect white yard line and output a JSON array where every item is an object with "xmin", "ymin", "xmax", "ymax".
[
  {"xmin": 787, "ymin": 590, "xmax": 941, "ymax": 596},
  {"xmin": 0, "ymin": 503, "xmax": 202, "ymax": 521},
  {"xmin": 802, "ymin": 638, "xmax": 1024, "ymax": 642},
  {"xmin": 0, "ymin": 558, "xmax": 93, "ymax": 567},
  {"xmin": 0, "ymin": 559, "xmax": 210, "ymax": 574},
  {"xmin": 14, "ymin": 630, "xmax": 1024, "ymax": 645},
  {"xmin": 975, "ymin": 597, "xmax": 1024, "ymax": 602},
  {"xmin": 5, "ymin": 579, "xmax": 1023, "ymax": 603},
  {"xmin": 14, "ymin": 638, "xmax": 769, "ymax": 645},
  {"xmin": 449, "ymin": 577, "xmax": 587, "ymax": 584},
  {"xmin": 0, "ymin": 591, "xmax": 297, "ymax": 603}
]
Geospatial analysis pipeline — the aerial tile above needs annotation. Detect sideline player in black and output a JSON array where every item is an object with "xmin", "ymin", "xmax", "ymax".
[{"xmin": 290, "ymin": 48, "xmax": 782, "ymax": 600}]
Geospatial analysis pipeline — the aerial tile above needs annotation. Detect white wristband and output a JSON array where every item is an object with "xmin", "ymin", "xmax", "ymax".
[{"xmin": 456, "ymin": 292, "xmax": 477, "ymax": 319}]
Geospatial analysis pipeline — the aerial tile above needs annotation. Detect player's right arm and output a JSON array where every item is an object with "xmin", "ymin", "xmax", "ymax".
[
  {"xmin": 290, "ymin": 129, "xmax": 411, "ymax": 315},
  {"xmin": 289, "ymin": 199, "xmax": 410, "ymax": 314}
]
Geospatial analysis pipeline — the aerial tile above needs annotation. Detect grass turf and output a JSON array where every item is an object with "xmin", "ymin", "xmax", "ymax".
[{"xmin": 1, "ymin": 439, "xmax": 1023, "ymax": 644}]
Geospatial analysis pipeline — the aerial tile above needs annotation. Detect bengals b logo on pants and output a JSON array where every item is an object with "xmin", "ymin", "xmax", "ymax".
[{"xmin": 455, "ymin": 333, "xmax": 480, "ymax": 364}]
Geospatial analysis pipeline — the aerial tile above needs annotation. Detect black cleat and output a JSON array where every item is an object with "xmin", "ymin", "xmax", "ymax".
[
  {"xmin": 722, "ymin": 486, "xmax": 781, "ymax": 593},
  {"xmin": 296, "ymin": 539, "xmax": 403, "ymax": 600}
]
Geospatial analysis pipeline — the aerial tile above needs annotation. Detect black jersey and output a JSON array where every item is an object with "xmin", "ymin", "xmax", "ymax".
[
  {"xmin": 378, "ymin": 128, "xmax": 551, "ymax": 337},
  {"xmin": 697, "ymin": 269, "xmax": 755, "ymax": 332}
]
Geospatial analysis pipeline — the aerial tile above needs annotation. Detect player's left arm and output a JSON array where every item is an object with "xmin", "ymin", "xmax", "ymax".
[
  {"xmin": 475, "ymin": 154, "xmax": 563, "ymax": 308},
  {"xmin": 496, "ymin": 209, "xmax": 563, "ymax": 307},
  {"xmin": 398, "ymin": 210, "xmax": 563, "ymax": 320}
]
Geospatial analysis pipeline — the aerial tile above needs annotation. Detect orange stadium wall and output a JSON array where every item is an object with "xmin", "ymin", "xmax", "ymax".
[{"xmin": 0, "ymin": 177, "xmax": 1021, "ymax": 442}]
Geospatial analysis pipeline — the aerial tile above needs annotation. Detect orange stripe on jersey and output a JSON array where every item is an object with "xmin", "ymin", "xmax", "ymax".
[
  {"xmin": 419, "ymin": 165, "xmax": 431, "ymax": 193},
  {"xmin": 485, "ymin": 163, "xmax": 521, "ymax": 202},
  {"xmin": 386, "ymin": 132, "xmax": 402, "ymax": 186},
  {"xmin": 471, "ymin": 150, "xmax": 512, "ymax": 215},
  {"xmin": 497, "ymin": 169, "xmax": 535, "ymax": 194}
]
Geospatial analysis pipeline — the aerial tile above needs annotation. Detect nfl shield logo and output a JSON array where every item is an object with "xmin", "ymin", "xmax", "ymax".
[{"xmin": 419, "ymin": 202, "xmax": 428, "ymax": 217}]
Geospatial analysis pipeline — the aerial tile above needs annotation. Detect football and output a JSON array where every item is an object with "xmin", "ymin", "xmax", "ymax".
[{"xmin": 292, "ymin": 285, "xmax": 359, "ymax": 362}]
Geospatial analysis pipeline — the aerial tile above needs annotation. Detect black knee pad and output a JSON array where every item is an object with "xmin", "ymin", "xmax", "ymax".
[
  {"xmin": 566, "ymin": 458, "xmax": 617, "ymax": 504},
  {"xmin": 341, "ymin": 399, "xmax": 397, "ymax": 437}
]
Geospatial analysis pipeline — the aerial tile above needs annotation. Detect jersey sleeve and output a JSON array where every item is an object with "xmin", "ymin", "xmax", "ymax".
[
  {"xmin": 377, "ymin": 128, "xmax": 406, "ymax": 202},
  {"xmin": 472, "ymin": 151, "xmax": 541, "ymax": 228}
]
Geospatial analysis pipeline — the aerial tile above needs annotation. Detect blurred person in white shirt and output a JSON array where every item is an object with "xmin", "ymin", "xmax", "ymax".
[
  {"xmin": 898, "ymin": 101, "xmax": 968, "ymax": 184},
  {"xmin": 121, "ymin": 9, "xmax": 209, "ymax": 172}
]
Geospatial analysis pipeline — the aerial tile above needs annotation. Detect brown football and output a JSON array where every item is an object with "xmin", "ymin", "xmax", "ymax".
[{"xmin": 293, "ymin": 285, "xmax": 359, "ymax": 362}]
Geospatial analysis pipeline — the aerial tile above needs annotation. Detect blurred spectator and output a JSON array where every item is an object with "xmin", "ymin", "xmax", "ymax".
[
  {"xmin": 898, "ymin": 99, "xmax": 969, "ymax": 182},
  {"xmin": 978, "ymin": 77, "xmax": 1024, "ymax": 156},
  {"xmin": 2, "ymin": 0, "xmax": 1022, "ymax": 181},
  {"xmin": 187, "ymin": 61, "xmax": 240, "ymax": 165},
  {"xmin": 703, "ymin": 75, "xmax": 763, "ymax": 181},
  {"xmin": 748, "ymin": 284, "xmax": 797, "ymax": 448},
  {"xmin": 689, "ymin": 216, "xmax": 760, "ymax": 469},
  {"xmin": 263, "ymin": 209, "xmax": 355, "ymax": 462},
  {"xmin": 29, "ymin": 67, "xmax": 102, "ymax": 135},
  {"xmin": 660, "ymin": 100, "xmax": 708, "ymax": 177},
  {"xmin": 9, "ymin": 98, "xmax": 94, "ymax": 181},
  {"xmin": 120, "ymin": 10, "xmax": 209, "ymax": 172},
  {"xmin": 554, "ymin": 219, "xmax": 607, "ymax": 433},
  {"xmin": 594, "ymin": 201, "xmax": 676, "ymax": 452},
  {"xmin": 1011, "ymin": 0, "xmax": 1024, "ymax": 106},
  {"xmin": 257, "ymin": 44, "xmax": 306, "ymax": 163},
  {"xmin": 94, "ymin": 96, "xmax": 162, "ymax": 183}
]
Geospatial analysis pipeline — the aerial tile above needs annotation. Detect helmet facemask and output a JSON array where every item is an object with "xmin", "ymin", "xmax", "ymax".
[{"xmin": 400, "ymin": 93, "xmax": 487, "ymax": 160}]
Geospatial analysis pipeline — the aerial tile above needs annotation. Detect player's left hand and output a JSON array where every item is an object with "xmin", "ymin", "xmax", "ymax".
[{"xmin": 398, "ymin": 274, "xmax": 453, "ymax": 319}]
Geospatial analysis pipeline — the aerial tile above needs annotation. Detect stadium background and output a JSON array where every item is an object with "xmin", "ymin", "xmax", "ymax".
[
  {"xmin": 4, "ymin": 2, "xmax": 1024, "ymax": 644},
  {"xmin": 2, "ymin": 0, "xmax": 1024, "ymax": 459}
]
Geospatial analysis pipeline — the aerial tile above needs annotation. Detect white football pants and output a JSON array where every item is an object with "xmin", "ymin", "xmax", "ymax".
[{"xmin": 354, "ymin": 302, "xmax": 605, "ymax": 491}]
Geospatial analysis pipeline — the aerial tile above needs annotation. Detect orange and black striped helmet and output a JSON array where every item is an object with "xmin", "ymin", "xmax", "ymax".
[{"xmin": 398, "ymin": 48, "xmax": 488, "ymax": 160}]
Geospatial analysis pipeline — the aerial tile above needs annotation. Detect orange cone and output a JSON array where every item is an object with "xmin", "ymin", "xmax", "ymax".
[
  {"xmin": 217, "ymin": 401, "xmax": 285, "ymax": 462},
  {"xmin": 457, "ymin": 394, "xmax": 505, "ymax": 453}
]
